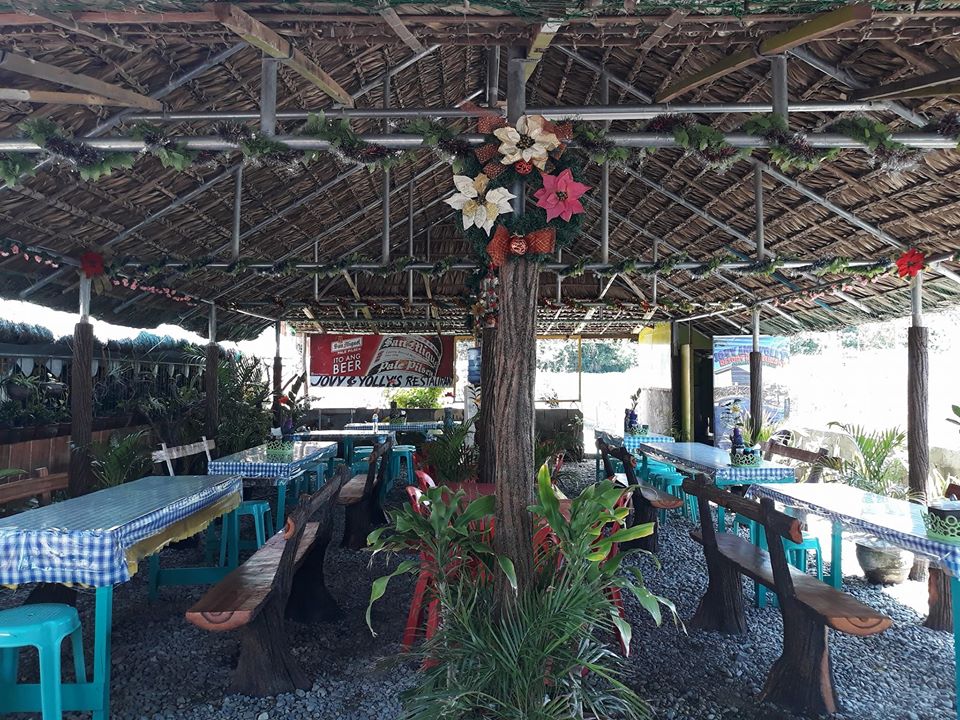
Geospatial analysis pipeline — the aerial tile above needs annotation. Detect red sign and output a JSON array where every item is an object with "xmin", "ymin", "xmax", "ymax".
[{"xmin": 310, "ymin": 334, "xmax": 455, "ymax": 388}]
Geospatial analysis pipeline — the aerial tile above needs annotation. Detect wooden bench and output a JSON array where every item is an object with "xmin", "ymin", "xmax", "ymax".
[
  {"xmin": 596, "ymin": 438, "xmax": 682, "ymax": 552},
  {"xmin": 186, "ymin": 466, "xmax": 348, "ymax": 697},
  {"xmin": 684, "ymin": 476, "xmax": 891, "ymax": 715},
  {"xmin": 0, "ymin": 469, "xmax": 69, "ymax": 507},
  {"xmin": 338, "ymin": 438, "xmax": 393, "ymax": 550}
]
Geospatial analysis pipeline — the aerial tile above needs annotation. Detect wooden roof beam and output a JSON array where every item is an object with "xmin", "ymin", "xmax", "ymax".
[
  {"xmin": 378, "ymin": 7, "xmax": 426, "ymax": 53},
  {"xmin": 206, "ymin": 3, "xmax": 354, "ymax": 107},
  {"xmin": 851, "ymin": 66, "xmax": 960, "ymax": 100},
  {"xmin": 0, "ymin": 87, "xmax": 141, "ymax": 106},
  {"xmin": 0, "ymin": 49, "xmax": 161, "ymax": 110},
  {"xmin": 13, "ymin": 7, "xmax": 139, "ymax": 51},
  {"xmin": 656, "ymin": 3, "xmax": 873, "ymax": 102},
  {"xmin": 525, "ymin": 20, "xmax": 564, "ymax": 81}
]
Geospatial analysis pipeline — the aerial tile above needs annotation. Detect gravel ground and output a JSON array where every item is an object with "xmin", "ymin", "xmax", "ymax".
[{"xmin": 2, "ymin": 461, "xmax": 955, "ymax": 720}]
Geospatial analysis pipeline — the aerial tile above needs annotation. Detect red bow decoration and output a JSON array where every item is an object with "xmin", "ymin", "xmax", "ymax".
[
  {"xmin": 79, "ymin": 251, "xmax": 105, "ymax": 279},
  {"xmin": 486, "ymin": 225, "xmax": 556, "ymax": 268},
  {"xmin": 895, "ymin": 248, "xmax": 925, "ymax": 278}
]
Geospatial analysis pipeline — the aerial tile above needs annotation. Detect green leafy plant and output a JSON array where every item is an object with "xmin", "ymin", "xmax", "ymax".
[
  {"xmin": 367, "ymin": 469, "xmax": 678, "ymax": 719},
  {"xmin": 0, "ymin": 468, "xmax": 25, "ymax": 480},
  {"xmin": 384, "ymin": 386, "xmax": 443, "ymax": 409},
  {"xmin": 91, "ymin": 430, "xmax": 151, "ymax": 489},
  {"xmin": 948, "ymin": 405, "xmax": 960, "ymax": 432},
  {"xmin": 740, "ymin": 410, "xmax": 779, "ymax": 448},
  {"xmin": 216, "ymin": 355, "xmax": 272, "ymax": 455},
  {"xmin": 421, "ymin": 417, "xmax": 478, "ymax": 484},
  {"xmin": 828, "ymin": 422, "xmax": 907, "ymax": 497}
]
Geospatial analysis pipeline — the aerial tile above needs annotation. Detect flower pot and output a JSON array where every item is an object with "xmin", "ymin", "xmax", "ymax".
[
  {"xmin": 41, "ymin": 382, "xmax": 66, "ymax": 398},
  {"xmin": 855, "ymin": 540, "xmax": 914, "ymax": 585}
]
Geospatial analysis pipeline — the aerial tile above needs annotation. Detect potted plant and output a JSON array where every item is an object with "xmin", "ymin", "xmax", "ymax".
[
  {"xmin": 40, "ymin": 380, "xmax": 66, "ymax": 398},
  {"xmin": 422, "ymin": 417, "xmax": 478, "ymax": 484},
  {"xmin": 4, "ymin": 373, "xmax": 37, "ymax": 401},
  {"xmin": 829, "ymin": 422, "xmax": 912, "ymax": 585},
  {"xmin": 0, "ymin": 400, "xmax": 21, "ymax": 444}
]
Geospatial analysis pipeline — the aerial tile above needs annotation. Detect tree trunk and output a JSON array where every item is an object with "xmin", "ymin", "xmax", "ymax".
[
  {"xmin": 68, "ymin": 321, "xmax": 94, "ymax": 498},
  {"xmin": 492, "ymin": 257, "xmax": 539, "ymax": 605},
  {"xmin": 690, "ymin": 495, "xmax": 748, "ymax": 634},
  {"xmin": 273, "ymin": 355, "xmax": 283, "ymax": 427},
  {"xmin": 205, "ymin": 343, "xmax": 219, "ymax": 442},
  {"xmin": 761, "ymin": 613, "xmax": 838, "ymax": 715},
  {"xmin": 478, "ymin": 326, "xmax": 497, "ymax": 486},
  {"xmin": 924, "ymin": 567, "xmax": 953, "ymax": 632},
  {"xmin": 231, "ymin": 603, "xmax": 310, "ymax": 696},
  {"xmin": 908, "ymin": 326, "xmax": 930, "ymax": 582}
]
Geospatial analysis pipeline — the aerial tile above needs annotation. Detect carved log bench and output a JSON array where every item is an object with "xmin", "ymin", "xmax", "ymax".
[
  {"xmin": 596, "ymin": 438, "xmax": 682, "ymax": 552},
  {"xmin": 684, "ymin": 476, "xmax": 891, "ymax": 716},
  {"xmin": 337, "ymin": 438, "xmax": 393, "ymax": 549},
  {"xmin": 0, "ymin": 470, "xmax": 69, "ymax": 507},
  {"xmin": 185, "ymin": 467, "xmax": 348, "ymax": 697}
]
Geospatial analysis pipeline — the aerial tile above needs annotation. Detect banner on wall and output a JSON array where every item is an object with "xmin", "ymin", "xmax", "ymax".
[
  {"xmin": 309, "ymin": 334, "xmax": 455, "ymax": 388},
  {"xmin": 712, "ymin": 335, "xmax": 791, "ymax": 449}
]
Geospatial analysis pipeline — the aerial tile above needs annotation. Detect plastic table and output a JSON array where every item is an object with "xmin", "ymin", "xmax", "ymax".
[
  {"xmin": 0, "ymin": 474, "xmax": 242, "ymax": 720},
  {"xmin": 749, "ymin": 481, "xmax": 960, "ymax": 720},
  {"xmin": 208, "ymin": 441, "xmax": 337, "ymax": 524},
  {"xmin": 637, "ymin": 442, "xmax": 797, "ymax": 486}
]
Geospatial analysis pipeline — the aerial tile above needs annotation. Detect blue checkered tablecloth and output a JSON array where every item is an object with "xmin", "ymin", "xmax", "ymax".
[
  {"xmin": 208, "ymin": 441, "xmax": 336, "ymax": 480},
  {"xmin": 638, "ymin": 442, "xmax": 797, "ymax": 486},
  {"xmin": 0, "ymin": 475, "xmax": 242, "ymax": 587},
  {"xmin": 345, "ymin": 421, "xmax": 447, "ymax": 433},
  {"xmin": 749, "ymin": 482, "xmax": 960, "ymax": 577},
  {"xmin": 623, "ymin": 434, "xmax": 675, "ymax": 451},
  {"xmin": 287, "ymin": 429, "xmax": 393, "ymax": 442}
]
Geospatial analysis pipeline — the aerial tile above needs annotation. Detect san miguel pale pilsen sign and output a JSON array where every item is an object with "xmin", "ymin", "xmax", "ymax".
[{"xmin": 310, "ymin": 334, "xmax": 454, "ymax": 388}]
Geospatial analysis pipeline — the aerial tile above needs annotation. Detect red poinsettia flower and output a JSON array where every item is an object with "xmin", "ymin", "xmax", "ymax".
[
  {"xmin": 533, "ymin": 168, "xmax": 589, "ymax": 222},
  {"xmin": 515, "ymin": 159, "xmax": 534, "ymax": 175},
  {"xmin": 895, "ymin": 248, "xmax": 925, "ymax": 278},
  {"xmin": 277, "ymin": 394, "xmax": 291, "ymax": 407},
  {"xmin": 79, "ymin": 251, "xmax": 105, "ymax": 278}
]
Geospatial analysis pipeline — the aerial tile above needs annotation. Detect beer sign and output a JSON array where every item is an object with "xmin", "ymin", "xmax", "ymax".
[{"xmin": 310, "ymin": 334, "xmax": 455, "ymax": 388}]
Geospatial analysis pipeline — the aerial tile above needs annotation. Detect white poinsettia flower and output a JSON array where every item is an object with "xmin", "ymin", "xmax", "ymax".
[
  {"xmin": 492, "ymin": 115, "xmax": 560, "ymax": 169},
  {"xmin": 444, "ymin": 173, "xmax": 515, "ymax": 235}
]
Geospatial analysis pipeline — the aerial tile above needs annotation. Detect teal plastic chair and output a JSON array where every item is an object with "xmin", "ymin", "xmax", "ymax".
[
  {"xmin": 734, "ymin": 514, "xmax": 823, "ymax": 608},
  {"xmin": 208, "ymin": 499, "xmax": 272, "ymax": 564},
  {"xmin": 351, "ymin": 446, "xmax": 374, "ymax": 474},
  {"xmin": 0, "ymin": 604, "xmax": 86, "ymax": 720}
]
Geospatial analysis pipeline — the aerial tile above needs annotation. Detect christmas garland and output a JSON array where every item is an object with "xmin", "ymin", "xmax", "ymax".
[
  {"xmin": 21, "ymin": 118, "xmax": 136, "ymax": 181},
  {"xmin": 740, "ymin": 115, "xmax": 838, "ymax": 172},
  {"xmin": 0, "ymin": 238, "xmax": 61, "ymax": 268},
  {"xmin": 0, "ymin": 112, "xmax": 956, "ymax": 188}
]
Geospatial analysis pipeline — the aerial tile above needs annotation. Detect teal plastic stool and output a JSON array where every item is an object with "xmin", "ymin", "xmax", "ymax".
[
  {"xmin": 0, "ymin": 604, "xmax": 86, "ymax": 720},
  {"xmin": 734, "ymin": 515, "xmax": 823, "ymax": 608},
  {"xmin": 327, "ymin": 457, "xmax": 346, "ymax": 479},
  {"xmin": 213, "ymin": 500, "xmax": 272, "ymax": 564},
  {"xmin": 390, "ymin": 445, "xmax": 416, "ymax": 486}
]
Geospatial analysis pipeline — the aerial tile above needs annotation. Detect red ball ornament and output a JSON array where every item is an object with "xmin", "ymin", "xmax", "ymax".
[
  {"xmin": 509, "ymin": 235, "xmax": 527, "ymax": 256},
  {"xmin": 515, "ymin": 160, "xmax": 534, "ymax": 175}
]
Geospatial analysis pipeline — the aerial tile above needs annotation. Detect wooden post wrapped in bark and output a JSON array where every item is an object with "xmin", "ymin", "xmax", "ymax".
[
  {"xmin": 908, "ymin": 324, "xmax": 931, "ymax": 582},
  {"xmin": 205, "ymin": 342, "xmax": 219, "ymax": 441},
  {"xmin": 492, "ymin": 256, "xmax": 539, "ymax": 602},
  {"xmin": 749, "ymin": 350, "xmax": 763, "ymax": 433},
  {"xmin": 68, "ymin": 320, "xmax": 94, "ymax": 498},
  {"xmin": 478, "ymin": 327, "xmax": 497, "ymax": 486},
  {"xmin": 925, "ymin": 567, "xmax": 953, "ymax": 632},
  {"xmin": 272, "ymin": 354, "xmax": 283, "ymax": 426}
]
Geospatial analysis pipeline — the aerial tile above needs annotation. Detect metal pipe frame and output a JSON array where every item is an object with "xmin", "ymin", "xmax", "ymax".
[
  {"xmin": 125, "ymin": 100, "xmax": 898, "ymax": 124},
  {"xmin": 351, "ymin": 44, "xmax": 440, "ymax": 100},
  {"xmin": 231, "ymin": 166, "xmax": 243, "ymax": 260},
  {"xmin": 771, "ymin": 55, "xmax": 789, "ymax": 122},
  {"xmin": 486, "ymin": 46, "xmax": 500, "ymax": 107},
  {"xmin": 260, "ymin": 57, "xmax": 278, "ymax": 136},
  {"xmin": 2, "ymin": 132, "xmax": 954, "ymax": 153},
  {"xmin": 599, "ymin": 71, "xmax": 610, "ymax": 266},
  {"xmin": 382, "ymin": 69, "xmax": 391, "ymax": 265}
]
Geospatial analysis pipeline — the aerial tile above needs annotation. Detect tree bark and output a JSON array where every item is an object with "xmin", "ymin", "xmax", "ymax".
[
  {"xmin": 908, "ymin": 326, "xmax": 930, "ymax": 582},
  {"xmin": 492, "ymin": 257, "xmax": 539, "ymax": 605},
  {"xmin": 690, "ymin": 495, "xmax": 748, "ymax": 634},
  {"xmin": 205, "ymin": 343, "xmax": 219, "ymax": 442},
  {"xmin": 924, "ymin": 567, "xmax": 953, "ymax": 632},
  {"xmin": 68, "ymin": 321, "xmax": 94, "ymax": 498},
  {"xmin": 749, "ymin": 350, "xmax": 763, "ymax": 434},
  {"xmin": 478, "ymin": 326, "xmax": 497, "ymax": 486},
  {"xmin": 761, "ymin": 614, "xmax": 838, "ymax": 715}
]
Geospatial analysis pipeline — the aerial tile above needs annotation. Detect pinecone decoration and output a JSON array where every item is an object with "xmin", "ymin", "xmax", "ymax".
[{"xmin": 938, "ymin": 112, "xmax": 960, "ymax": 140}]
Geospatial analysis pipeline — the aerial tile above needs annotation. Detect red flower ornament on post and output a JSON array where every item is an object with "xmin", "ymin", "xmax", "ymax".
[
  {"xmin": 895, "ymin": 248, "xmax": 925, "ymax": 279},
  {"xmin": 534, "ymin": 168, "xmax": 590, "ymax": 222},
  {"xmin": 79, "ymin": 251, "xmax": 105, "ymax": 278}
]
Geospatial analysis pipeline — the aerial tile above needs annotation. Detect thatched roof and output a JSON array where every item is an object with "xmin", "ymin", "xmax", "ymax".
[{"xmin": 1, "ymin": 2, "xmax": 959, "ymax": 340}]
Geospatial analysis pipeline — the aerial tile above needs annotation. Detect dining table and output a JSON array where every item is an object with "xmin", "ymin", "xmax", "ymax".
[
  {"xmin": 749, "ymin": 481, "xmax": 960, "ymax": 720},
  {"xmin": 0, "ymin": 474, "xmax": 243, "ymax": 720},
  {"xmin": 637, "ymin": 441, "xmax": 798, "ymax": 486},
  {"xmin": 208, "ymin": 441, "xmax": 337, "ymax": 531},
  {"xmin": 285, "ymin": 429, "xmax": 394, "ymax": 464}
]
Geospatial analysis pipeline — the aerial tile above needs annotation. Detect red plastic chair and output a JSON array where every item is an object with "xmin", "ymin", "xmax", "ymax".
[{"xmin": 414, "ymin": 470, "xmax": 436, "ymax": 492}]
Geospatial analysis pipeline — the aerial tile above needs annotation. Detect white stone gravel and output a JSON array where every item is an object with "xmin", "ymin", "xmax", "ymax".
[{"xmin": 1, "ymin": 461, "xmax": 955, "ymax": 719}]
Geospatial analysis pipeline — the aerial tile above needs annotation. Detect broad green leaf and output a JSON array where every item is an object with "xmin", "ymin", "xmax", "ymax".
[
  {"xmin": 457, "ymin": 494, "xmax": 495, "ymax": 526},
  {"xmin": 365, "ymin": 559, "xmax": 418, "ymax": 634},
  {"xmin": 497, "ymin": 555, "xmax": 518, "ymax": 592},
  {"xmin": 611, "ymin": 613, "xmax": 633, "ymax": 656},
  {"xmin": 632, "ymin": 585, "xmax": 662, "ymax": 626},
  {"xmin": 604, "ymin": 522, "xmax": 655, "ymax": 545}
]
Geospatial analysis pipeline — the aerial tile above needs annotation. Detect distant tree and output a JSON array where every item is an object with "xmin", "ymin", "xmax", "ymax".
[{"xmin": 536, "ymin": 341, "xmax": 635, "ymax": 373}]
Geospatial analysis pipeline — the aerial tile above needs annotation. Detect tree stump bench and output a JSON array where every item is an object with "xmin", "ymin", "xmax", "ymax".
[
  {"xmin": 185, "ymin": 467, "xmax": 347, "ymax": 697},
  {"xmin": 685, "ymin": 476, "xmax": 891, "ymax": 716},
  {"xmin": 596, "ymin": 438, "xmax": 682, "ymax": 552},
  {"xmin": 337, "ymin": 438, "xmax": 392, "ymax": 549},
  {"xmin": 0, "ymin": 470, "xmax": 69, "ymax": 507}
]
